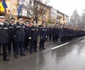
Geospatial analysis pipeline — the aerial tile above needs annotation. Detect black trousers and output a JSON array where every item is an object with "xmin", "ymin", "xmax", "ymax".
[
  {"xmin": 15, "ymin": 41, "xmax": 24, "ymax": 55},
  {"xmin": 0, "ymin": 44, "xmax": 7, "ymax": 60},
  {"xmin": 49, "ymin": 34, "xmax": 52, "ymax": 40},
  {"xmin": 8, "ymin": 38, "xmax": 15, "ymax": 53},
  {"xmin": 30, "ymin": 40, "xmax": 37, "ymax": 52},
  {"xmin": 24, "ymin": 38, "xmax": 30, "ymax": 50},
  {"xmin": 53, "ymin": 34, "xmax": 55, "ymax": 41},
  {"xmin": 47, "ymin": 34, "xmax": 52, "ymax": 40},
  {"xmin": 0, "ymin": 45, "xmax": 1, "ymax": 54},
  {"xmin": 39, "ymin": 39, "xmax": 45, "ymax": 50}
]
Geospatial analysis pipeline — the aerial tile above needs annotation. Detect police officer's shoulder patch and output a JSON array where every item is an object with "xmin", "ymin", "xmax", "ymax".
[
  {"xmin": 4, "ymin": 27, "xmax": 8, "ymax": 30},
  {"xmin": 9, "ymin": 27, "xmax": 13, "ymax": 28},
  {"xmin": 16, "ymin": 26, "xmax": 21, "ymax": 28},
  {"xmin": 31, "ymin": 29, "xmax": 35, "ymax": 31}
]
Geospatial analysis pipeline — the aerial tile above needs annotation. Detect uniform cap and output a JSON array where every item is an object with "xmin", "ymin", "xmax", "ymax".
[
  {"xmin": 0, "ymin": 13, "xmax": 5, "ymax": 18},
  {"xmin": 42, "ymin": 22, "xmax": 46, "ymax": 25},
  {"xmin": 18, "ymin": 17, "xmax": 23, "ymax": 21},
  {"xmin": 10, "ymin": 18, "xmax": 15, "ymax": 22},
  {"xmin": 25, "ymin": 21, "xmax": 30, "ymax": 24}
]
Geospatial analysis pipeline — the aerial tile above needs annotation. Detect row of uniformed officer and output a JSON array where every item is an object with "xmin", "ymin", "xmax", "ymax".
[
  {"xmin": 7, "ymin": 18, "xmax": 48, "ymax": 55},
  {"xmin": 1, "ymin": 13, "xmax": 85, "ymax": 61},
  {"xmin": 48, "ymin": 24, "xmax": 85, "ymax": 44}
]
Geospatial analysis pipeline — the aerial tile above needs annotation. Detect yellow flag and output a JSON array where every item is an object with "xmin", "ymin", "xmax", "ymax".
[{"xmin": 0, "ymin": 2, "xmax": 5, "ymax": 13}]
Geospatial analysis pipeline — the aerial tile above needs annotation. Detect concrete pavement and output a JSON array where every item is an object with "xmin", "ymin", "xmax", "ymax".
[{"xmin": 0, "ymin": 37, "xmax": 85, "ymax": 70}]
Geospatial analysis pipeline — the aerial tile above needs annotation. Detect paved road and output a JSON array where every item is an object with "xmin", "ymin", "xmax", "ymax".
[{"xmin": 0, "ymin": 37, "xmax": 85, "ymax": 70}]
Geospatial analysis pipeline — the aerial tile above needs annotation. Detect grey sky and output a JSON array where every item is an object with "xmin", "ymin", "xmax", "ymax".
[{"xmin": 48, "ymin": 0, "xmax": 85, "ymax": 16}]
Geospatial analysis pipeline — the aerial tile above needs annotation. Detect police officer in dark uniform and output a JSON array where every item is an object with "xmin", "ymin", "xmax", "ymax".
[
  {"xmin": 14, "ymin": 17, "xmax": 25, "ymax": 58},
  {"xmin": 29, "ymin": 21, "xmax": 39, "ymax": 54},
  {"xmin": 47, "ymin": 25, "xmax": 52, "ymax": 41},
  {"xmin": 24, "ymin": 21, "xmax": 31, "ymax": 50},
  {"xmin": 58, "ymin": 24, "xmax": 63, "ymax": 44},
  {"xmin": 39, "ymin": 23, "xmax": 47, "ymax": 51},
  {"xmin": 8, "ymin": 18, "xmax": 15, "ymax": 54},
  {"xmin": 0, "ymin": 13, "xmax": 9, "ymax": 61},
  {"xmin": 52, "ymin": 25, "xmax": 56, "ymax": 41}
]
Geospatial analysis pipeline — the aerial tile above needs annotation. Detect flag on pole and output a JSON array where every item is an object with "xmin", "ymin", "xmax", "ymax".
[
  {"xmin": 17, "ymin": 0, "xmax": 24, "ymax": 16},
  {"xmin": 0, "ymin": 2, "xmax": 5, "ymax": 13},
  {"xmin": 0, "ymin": 0, "xmax": 7, "ymax": 13},
  {"xmin": 2, "ymin": 0, "xmax": 7, "ymax": 9},
  {"xmin": 18, "ymin": 4, "xmax": 23, "ymax": 16}
]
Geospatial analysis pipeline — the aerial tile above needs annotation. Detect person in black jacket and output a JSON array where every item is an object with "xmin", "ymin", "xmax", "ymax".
[
  {"xmin": 14, "ymin": 17, "xmax": 25, "ymax": 58},
  {"xmin": 39, "ymin": 23, "xmax": 47, "ymax": 51},
  {"xmin": 0, "ymin": 13, "xmax": 9, "ymax": 61},
  {"xmin": 47, "ymin": 25, "xmax": 52, "ymax": 41},
  {"xmin": 58, "ymin": 24, "xmax": 63, "ymax": 44},
  {"xmin": 29, "ymin": 21, "xmax": 39, "ymax": 54},
  {"xmin": 24, "ymin": 21, "xmax": 31, "ymax": 50},
  {"xmin": 8, "ymin": 18, "xmax": 15, "ymax": 54}
]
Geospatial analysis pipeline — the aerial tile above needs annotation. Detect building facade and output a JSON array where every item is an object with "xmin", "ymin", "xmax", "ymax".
[
  {"xmin": 36, "ymin": 1, "xmax": 51, "ymax": 25},
  {"xmin": 18, "ymin": 0, "xmax": 34, "ymax": 21},
  {"xmin": 0, "ymin": 0, "xmax": 69, "ymax": 24},
  {"xmin": 4, "ymin": 0, "xmax": 18, "ymax": 21},
  {"xmin": 50, "ymin": 7, "xmax": 57, "ymax": 24},
  {"xmin": 57, "ymin": 10, "xmax": 69, "ymax": 24},
  {"xmin": 4, "ymin": 0, "xmax": 34, "ymax": 22}
]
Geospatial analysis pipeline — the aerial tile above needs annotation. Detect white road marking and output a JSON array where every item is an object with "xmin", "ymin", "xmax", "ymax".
[{"xmin": 51, "ymin": 42, "xmax": 69, "ymax": 50}]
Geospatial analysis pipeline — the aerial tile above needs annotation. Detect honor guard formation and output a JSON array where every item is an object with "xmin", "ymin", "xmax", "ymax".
[{"xmin": 0, "ymin": 13, "xmax": 85, "ymax": 61}]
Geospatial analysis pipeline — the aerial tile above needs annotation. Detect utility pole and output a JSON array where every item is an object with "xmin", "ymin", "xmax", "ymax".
[{"xmin": 10, "ymin": 0, "xmax": 12, "ymax": 19}]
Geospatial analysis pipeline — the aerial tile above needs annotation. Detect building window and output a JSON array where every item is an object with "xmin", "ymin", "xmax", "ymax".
[
  {"xmin": 19, "ymin": 0, "xmax": 25, "ymax": 4},
  {"xmin": 20, "ymin": 8, "xmax": 27, "ymax": 16}
]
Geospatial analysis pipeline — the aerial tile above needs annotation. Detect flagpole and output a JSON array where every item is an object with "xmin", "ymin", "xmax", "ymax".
[{"xmin": 10, "ymin": 0, "xmax": 12, "ymax": 19}]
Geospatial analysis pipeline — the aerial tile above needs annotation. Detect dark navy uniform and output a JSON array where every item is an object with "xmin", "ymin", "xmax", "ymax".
[
  {"xmin": 29, "ymin": 26, "xmax": 39, "ymax": 54},
  {"xmin": 8, "ymin": 18, "xmax": 15, "ymax": 54},
  {"xmin": 0, "ymin": 13, "xmax": 9, "ymax": 61},
  {"xmin": 24, "ymin": 21, "xmax": 31, "ymax": 50},
  {"xmin": 52, "ymin": 26, "xmax": 56, "ymax": 41},
  {"xmin": 39, "ymin": 25, "xmax": 47, "ymax": 50},
  {"xmin": 58, "ymin": 25, "xmax": 63, "ymax": 44},
  {"xmin": 0, "ymin": 22, "xmax": 9, "ymax": 61},
  {"xmin": 47, "ymin": 26, "xmax": 52, "ymax": 40},
  {"xmin": 14, "ymin": 22, "xmax": 25, "ymax": 58}
]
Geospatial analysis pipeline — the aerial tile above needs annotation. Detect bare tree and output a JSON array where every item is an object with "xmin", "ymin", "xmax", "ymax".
[
  {"xmin": 81, "ymin": 9, "xmax": 85, "ymax": 29},
  {"xmin": 70, "ymin": 9, "xmax": 81, "ymax": 28},
  {"xmin": 33, "ymin": 0, "xmax": 50, "ymax": 23},
  {"xmin": 19, "ymin": 0, "xmax": 50, "ymax": 23}
]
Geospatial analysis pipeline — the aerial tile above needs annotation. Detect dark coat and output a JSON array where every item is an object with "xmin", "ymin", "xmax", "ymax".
[
  {"xmin": 14, "ymin": 23, "xmax": 25, "ymax": 42},
  {"xmin": 31, "ymin": 26, "xmax": 39, "ymax": 41},
  {"xmin": 40, "ymin": 27, "xmax": 47, "ymax": 40},
  {"xmin": 0, "ymin": 23, "xmax": 9, "ymax": 44}
]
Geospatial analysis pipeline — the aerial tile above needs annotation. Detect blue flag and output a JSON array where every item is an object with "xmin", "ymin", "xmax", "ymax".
[
  {"xmin": 2, "ymin": 0, "xmax": 7, "ymax": 9},
  {"xmin": 18, "ymin": 5, "xmax": 23, "ymax": 16}
]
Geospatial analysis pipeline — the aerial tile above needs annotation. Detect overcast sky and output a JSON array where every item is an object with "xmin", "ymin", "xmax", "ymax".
[{"xmin": 47, "ymin": 0, "xmax": 85, "ymax": 16}]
